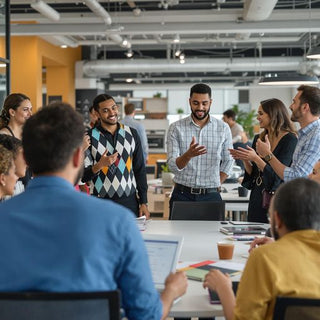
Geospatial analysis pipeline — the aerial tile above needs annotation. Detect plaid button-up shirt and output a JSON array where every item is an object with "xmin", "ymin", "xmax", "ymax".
[
  {"xmin": 284, "ymin": 118, "xmax": 320, "ymax": 181},
  {"xmin": 167, "ymin": 115, "xmax": 233, "ymax": 188}
]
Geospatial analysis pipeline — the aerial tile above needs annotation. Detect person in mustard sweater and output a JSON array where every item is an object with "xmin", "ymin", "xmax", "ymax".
[{"xmin": 203, "ymin": 178, "xmax": 320, "ymax": 320}]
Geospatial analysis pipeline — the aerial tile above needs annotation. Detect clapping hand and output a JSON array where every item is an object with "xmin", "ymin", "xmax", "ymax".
[
  {"xmin": 229, "ymin": 145, "xmax": 258, "ymax": 162},
  {"xmin": 256, "ymin": 135, "xmax": 271, "ymax": 158}
]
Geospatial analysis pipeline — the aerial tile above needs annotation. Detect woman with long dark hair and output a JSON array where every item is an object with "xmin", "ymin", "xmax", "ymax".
[
  {"xmin": 230, "ymin": 98, "xmax": 297, "ymax": 222},
  {"xmin": 0, "ymin": 93, "xmax": 32, "ymax": 140}
]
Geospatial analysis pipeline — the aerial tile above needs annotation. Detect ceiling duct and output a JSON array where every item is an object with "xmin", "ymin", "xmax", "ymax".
[
  {"xmin": 83, "ymin": 0, "xmax": 112, "ymax": 25},
  {"xmin": 243, "ymin": 0, "xmax": 278, "ymax": 21},
  {"xmin": 30, "ymin": 0, "xmax": 60, "ymax": 22},
  {"xmin": 82, "ymin": 57, "xmax": 302, "ymax": 77}
]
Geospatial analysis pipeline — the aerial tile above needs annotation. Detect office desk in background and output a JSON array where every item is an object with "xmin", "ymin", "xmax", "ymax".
[
  {"xmin": 144, "ymin": 220, "xmax": 267, "ymax": 318},
  {"xmin": 147, "ymin": 180, "xmax": 250, "ymax": 220}
]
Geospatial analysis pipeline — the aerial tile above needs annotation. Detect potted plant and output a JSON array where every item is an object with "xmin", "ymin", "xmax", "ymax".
[
  {"xmin": 153, "ymin": 92, "xmax": 162, "ymax": 98},
  {"xmin": 176, "ymin": 108, "xmax": 184, "ymax": 119},
  {"xmin": 231, "ymin": 104, "xmax": 257, "ymax": 140},
  {"xmin": 160, "ymin": 163, "xmax": 174, "ymax": 187}
]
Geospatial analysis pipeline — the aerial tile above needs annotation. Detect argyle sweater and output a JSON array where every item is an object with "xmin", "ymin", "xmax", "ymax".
[{"xmin": 82, "ymin": 123, "xmax": 148, "ymax": 203}]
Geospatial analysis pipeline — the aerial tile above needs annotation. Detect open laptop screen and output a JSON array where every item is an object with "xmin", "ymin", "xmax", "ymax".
[{"xmin": 143, "ymin": 234, "xmax": 183, "ymax": 289}]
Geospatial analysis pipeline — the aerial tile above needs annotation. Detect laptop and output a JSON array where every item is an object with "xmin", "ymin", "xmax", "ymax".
[{"xmin": 143, "ymin": 234, "xmax": 183, "ymax": 292}]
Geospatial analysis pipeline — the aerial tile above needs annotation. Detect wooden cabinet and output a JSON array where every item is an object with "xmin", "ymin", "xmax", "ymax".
[{"xmin": 147, "ymin": 153, "xmax": 167, "ymax": 165}]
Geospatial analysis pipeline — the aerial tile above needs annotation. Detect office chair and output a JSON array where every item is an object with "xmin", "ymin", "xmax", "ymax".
[
  {"xmin": 170, "ymin": 201, "xmax": 225, "ymax": 221},
  {"xmin": 273, "ymin": 296, "xmax": 320, "ymax": 320},
  {"xmin": 0, "ymin": 291, "xmax": 121, "ymax": 320}
]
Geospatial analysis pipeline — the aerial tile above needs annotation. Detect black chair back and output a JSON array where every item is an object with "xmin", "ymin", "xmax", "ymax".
[
  {"xmin": 273, "ymin": 296, "xmax": 320, "ymax": 320},
  {"xmin": 0, "ymin": 291, "xmax": 121, "ymax": 320},
  {"xmin": 170, "ymin": 201, "xmax": 225, "ymax": 221}
]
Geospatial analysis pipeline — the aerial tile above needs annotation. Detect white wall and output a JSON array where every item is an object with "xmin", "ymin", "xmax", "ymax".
[{"xmin": 248, "ymin": 86, "xmax": 296, "ymax": 111}]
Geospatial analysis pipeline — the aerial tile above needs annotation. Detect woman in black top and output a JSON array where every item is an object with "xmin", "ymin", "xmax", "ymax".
[
  {"xmin": 0, "ymin": 93, "xmax": 33, "ymax": 139},
  {"xmin": 230, "ymin": 98, "xmax": 297, "ymax": 223},
  {"xmin": 0, "ymin": 93, "xmax": 33, "ymax": 188}
]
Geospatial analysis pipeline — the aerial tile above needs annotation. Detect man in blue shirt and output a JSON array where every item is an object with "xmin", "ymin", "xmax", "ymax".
[
  {"xmin": 0, "ymin": 102, "xmax": 187, "ymax": 320},
  {"xmin": 257, "ymin": 85, "xmax": 320, "ymax": 181}
]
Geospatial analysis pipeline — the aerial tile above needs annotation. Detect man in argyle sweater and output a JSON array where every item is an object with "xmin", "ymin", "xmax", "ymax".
[{"xmin": 82, "ymin": 94, "xmax": 150, "ymax": 218}]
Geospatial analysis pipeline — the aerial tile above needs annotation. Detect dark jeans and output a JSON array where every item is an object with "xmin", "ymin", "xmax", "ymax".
[{"xmin": 169, "ymin": 187, "xmax": 222, "ymax": 219}]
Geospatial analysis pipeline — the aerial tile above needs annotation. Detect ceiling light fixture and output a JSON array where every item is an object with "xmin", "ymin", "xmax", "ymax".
[
  {"xmin": 125, "ymin": 49, "xmax": 134, "ymax": 58},
  {"xmin": 179, "ymin": 52, "xmax": 185, "ymax": 60},
  {"xmin": 30, "ymin": 0, "xmax": 60, "ymax": 21},
  {"xmin": 126, "ymin": 78, "xmax": 134, "ymax": 83},
  {"xmin": 175, "ymin": 49, "xmax": 181, "ymax": 57},
  {"xmin": 173, "ymin": 34, "xmax": 180, "ymax": 43},
  {"xmin": 307, "ymin": 47, "xmax": 320, "ymax": 59},
  {"xmin": 258, "ymin": 73, "xmax": 319, "ymax": 86}
]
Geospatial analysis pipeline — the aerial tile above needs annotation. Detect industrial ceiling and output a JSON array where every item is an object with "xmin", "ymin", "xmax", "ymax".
[{"xmin": 9, "ymin": 0, "xmax": 320, "ymax": 87}]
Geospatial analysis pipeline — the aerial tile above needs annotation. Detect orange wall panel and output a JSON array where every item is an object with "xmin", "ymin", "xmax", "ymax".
[{"xmin": 10, "ymin": 36, "xmax": 81, "ymax": 110}]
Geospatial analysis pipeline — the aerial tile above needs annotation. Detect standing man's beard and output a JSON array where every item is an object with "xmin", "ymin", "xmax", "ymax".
[
  {"xmin": 191, "ymin": 108, "xmax": 210, "ymax": 121},
  {"xmin": 290, "ymin": 105, "xmax": 303, "ymax": 122}
]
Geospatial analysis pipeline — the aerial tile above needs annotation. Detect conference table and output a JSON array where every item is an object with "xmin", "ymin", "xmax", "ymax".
[{"xmin": 144, "ymin": 220, "xmax": 268, "ymax": 318}]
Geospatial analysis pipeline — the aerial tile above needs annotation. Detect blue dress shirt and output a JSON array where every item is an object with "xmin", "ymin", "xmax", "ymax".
[{"xmin": 0, "ymin": 176, "xmax": 162, "ymax": 320}]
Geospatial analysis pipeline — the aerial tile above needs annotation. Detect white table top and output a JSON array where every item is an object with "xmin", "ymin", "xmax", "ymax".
[{"xmin": 144, "ymin": 220, "xmax": 264, "ymax": 318}]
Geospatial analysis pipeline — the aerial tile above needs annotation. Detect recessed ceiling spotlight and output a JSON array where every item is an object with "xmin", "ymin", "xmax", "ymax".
[
  {"xmin": 179, "ymin": 59, "xmax": 185, "ymax": 64},
  {"xmin": 126, "ymin": 78, "xmax": 133, "ymax": 83},
  {"xmin": 179, "ymin": 52, "xmax": 185, "ymax": 60},
  {"xmin": 60, "ymin": 44, "xmax": 68, "ymax": 48}
]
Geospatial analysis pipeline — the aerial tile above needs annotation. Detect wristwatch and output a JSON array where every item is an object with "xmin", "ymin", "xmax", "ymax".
[{"xmin": 264, "ymin": 153, "xmax": 273, "ymax": 162}]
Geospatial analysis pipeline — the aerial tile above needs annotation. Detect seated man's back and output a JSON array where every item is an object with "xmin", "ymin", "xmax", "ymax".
[
  {"xmin": 0, "ymin": 176, "xmax": 161, "ymax": 319},
  {"xmin": 0, "ymin": 102, "xmax": 187, "ymax": 320}
]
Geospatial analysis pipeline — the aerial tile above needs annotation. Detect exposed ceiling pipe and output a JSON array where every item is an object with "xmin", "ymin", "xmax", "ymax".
[
  {"xmin": 30, "ymin": 0, "xmax": 60, "ymax": 21},
  {"xmin": 243, "ymin": 0, "xmax": 278, "ymax": 21},
  {"xmin": 83, "ymin": 0, "xmax": 112, "ymax": 25},
  {"xmin": 81, "ymin": 57, "xmax": 302, "ymax": 77}
]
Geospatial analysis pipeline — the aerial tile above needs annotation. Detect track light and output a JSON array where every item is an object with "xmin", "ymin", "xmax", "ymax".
[
  {"xmin": 31, "ymin": 0, "xmax": 60, "ymax": 21},
  {"xmin": 173, "ymin": 34, "xmax": 180, "ymax": 43},
  {"xmin": 125, "ymin": 49, "xmax": 134, "ymax": 58},
  {"xmin": 307, "ymin": 47, "xmax": 320, "ymax": 59},
  {"xmin": 179, "ymin": 52, "xmax": 185, "ymax": 60},
  {"xmin": 175, "ymin": 49, "xmax": 181, "ymax": 57}
]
